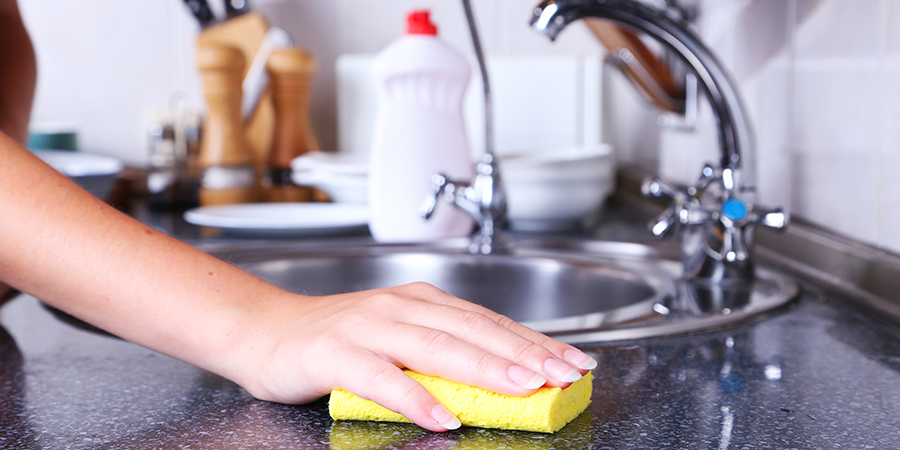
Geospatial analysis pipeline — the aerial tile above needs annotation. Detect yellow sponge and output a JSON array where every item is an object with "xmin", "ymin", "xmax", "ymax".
[{"xmin": 329, "ymin": 370, "xmax": 592, "ymax": 433}]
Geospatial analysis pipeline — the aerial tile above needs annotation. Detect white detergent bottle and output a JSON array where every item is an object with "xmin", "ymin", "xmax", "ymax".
[{"xmin": 368, "ymin": 10, "xmax": 475, "ymax": 242}]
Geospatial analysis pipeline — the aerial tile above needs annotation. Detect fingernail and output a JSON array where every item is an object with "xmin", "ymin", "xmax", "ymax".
[
  {"xmin": 544, "ymin": 358, "xmax": 582, "ymax": 383},
  {"xmin": 564, "ymin": 348, "xmax": 598, "ymax": 371},
  {"xmin": 508, "ymin": 364, "xmax": 547, "ymax": 389},
  {"xmin": 431, "ymin": 404, "xmax": 461, "ymax": 430}
]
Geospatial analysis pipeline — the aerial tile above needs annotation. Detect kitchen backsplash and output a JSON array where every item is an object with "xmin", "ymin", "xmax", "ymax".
[{"xmin": 18, "ymin": 0, "xmax": 900, "ymax": 252}]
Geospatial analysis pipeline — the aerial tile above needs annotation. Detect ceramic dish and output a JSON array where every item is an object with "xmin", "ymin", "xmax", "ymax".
[
  {"xmin": 500, "ymin": 144, "xmax": 612, "ymax": 179},
  {"xmin": 183, "ymin": 203, "xmax": 369, "ymax": 237},
  {"xmin": 291, "ymin": 170, "xmax": 367, "ymax": 204},
  {"xmin": 501, "ymin": 145, "xmax": 614, "ymax": 231}
]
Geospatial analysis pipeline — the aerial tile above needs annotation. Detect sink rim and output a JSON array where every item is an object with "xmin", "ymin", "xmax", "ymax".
[{"xmin": 555, "ymin": 266, "xmax": 799, "ymax": 343}]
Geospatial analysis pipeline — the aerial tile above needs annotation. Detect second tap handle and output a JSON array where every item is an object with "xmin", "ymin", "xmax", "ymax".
[
  {"xmin": 754, "ymin": 206, "xmax": 789, "ymax": 230},
  {"xmin": 649, "ymin": 207, "xmax": 677, "ymax": 238},
  {"xmin": 721, "ymin": 198, "xmax": 789, "ymax": 231},
  {"xmin": 642, "ymin": 175, "xmax": 679, "ymax": 200},
  {"xmin": 420, "ymin": 174, "xmax": 450, "ymax": 220}
]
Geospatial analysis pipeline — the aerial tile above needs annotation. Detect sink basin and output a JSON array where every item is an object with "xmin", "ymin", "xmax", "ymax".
[
  {"xmin": 212, "ymin": 244, "xmax": 673, "ymax": 334},
  {"xmin": 201, "ymin": 237, "xmax": 799, "ymax": 343}
]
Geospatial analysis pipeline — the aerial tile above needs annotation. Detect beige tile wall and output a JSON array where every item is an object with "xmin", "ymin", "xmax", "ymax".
[{"xmin": 19, "ymin": 0, "xmax": 199, "ymax": 166}]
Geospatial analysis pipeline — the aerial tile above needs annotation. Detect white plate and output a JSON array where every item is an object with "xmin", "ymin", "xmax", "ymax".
[{"xmin": 184, "ymin": 203, "xmax": 369, "ymax": 237}]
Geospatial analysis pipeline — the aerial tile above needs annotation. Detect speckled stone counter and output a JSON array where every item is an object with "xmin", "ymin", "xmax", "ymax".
[{"xmin": 1, "ymin": 202, "xmax": 899, "ymax": 448}]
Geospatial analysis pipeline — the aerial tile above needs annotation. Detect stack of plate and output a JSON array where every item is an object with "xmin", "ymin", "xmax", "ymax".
[
  {"xmin": 183, "ymin": 151, "xmax": 372, "ymax": 238},
  {"xmin": 291, "ymin": 151, "xmax": 367, "ymax": 204}
]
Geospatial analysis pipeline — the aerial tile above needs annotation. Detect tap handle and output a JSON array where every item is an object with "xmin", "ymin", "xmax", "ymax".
[
  {"xmin": 643, "ymin": 173, "xmax": 711, "ymax": 232},
  {"xmin": 719, "ymin": 198, "xmax": 785, "ymax": 226},
  {"xmin": 641, "ymin": 175, "xmax": 679, "ymax": 200},
  {"xmin": 643, "ymin": 175, "xmax": 688, "ymax": 238},
  {"xmin": 741, "ymin": 202, "xmax": 789, "ymax": 231},
  {"xmin": 759, "ymin": 209, "xmax": 789, "ymax": 230},
  {"xmin": 648, "ymin": 207, "xmax": 678, "ymax": 238},
  {"xmin": 419, "ymin": 173, "xmax": 451, "ymax": 220}
]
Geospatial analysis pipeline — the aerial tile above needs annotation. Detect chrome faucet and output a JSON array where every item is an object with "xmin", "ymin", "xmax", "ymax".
[
  {"xmin": 420, "ymin": 0, "xmax": 511, "ymax": 255},
  {"xmin": 530, "ymin": 0, "xmax": 787, "ymax": 286}
]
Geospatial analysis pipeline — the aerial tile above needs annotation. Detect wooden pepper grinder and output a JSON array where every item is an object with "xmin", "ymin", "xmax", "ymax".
[
  {"xmin": 263, "ymin": 47, "xmax": 320, "ymax": 202},
  {"xmin": 196, "ymin": 43, "xmax": 257, "ymax": 206}
]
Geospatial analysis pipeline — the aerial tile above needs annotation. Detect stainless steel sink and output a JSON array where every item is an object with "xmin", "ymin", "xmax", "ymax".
[{"xmin": 202, "ymin": 237, "xmax": 799, "ymax": 343}]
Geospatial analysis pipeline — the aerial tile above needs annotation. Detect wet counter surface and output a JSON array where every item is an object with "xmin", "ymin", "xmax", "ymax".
[{"xmin": 1, "ymin": 202, "xmax": 899, "ymax": 448}]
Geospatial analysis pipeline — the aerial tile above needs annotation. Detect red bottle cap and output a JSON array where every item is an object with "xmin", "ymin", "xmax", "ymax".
[{"xmin": 406, "ymin": 10, "xmax": 438, "ymax": 35}]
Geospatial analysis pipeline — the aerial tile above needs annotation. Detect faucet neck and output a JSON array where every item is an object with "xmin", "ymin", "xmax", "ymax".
[{"xmin": 532, "ymin": 0, "xmax": 755, "ymax": 195}]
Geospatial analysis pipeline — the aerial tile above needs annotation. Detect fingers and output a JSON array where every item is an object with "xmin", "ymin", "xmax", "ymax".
[
  {"xmin": 485, "ymin": 311, "xmax": 598, "ymax": 373},
  {"xmin": 339, "ymin": 288, "xmax": 588, "ymax": 397},
  {"xmin": 335, "ymin": 352, "xmax": 461, "ymax": 432},
  {"xmin": 359, "ymin": 322, "xmax": 547, "ymax": 397},
  {"xmin": 390, "ymin": 282, "xmax": 597, "ymax": 383},
  {"xmin": 415, "ymin": 310, "xmax": 581, "ymax": 388}
]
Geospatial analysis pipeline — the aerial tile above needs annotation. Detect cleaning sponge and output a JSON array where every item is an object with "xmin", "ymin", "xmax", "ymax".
[{"xmin": 329, "ymin": 370, "xmax": 593, "ymax": 433}]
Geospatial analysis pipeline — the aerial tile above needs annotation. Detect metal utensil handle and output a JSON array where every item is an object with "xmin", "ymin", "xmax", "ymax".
[{"xmin": 183, "ymin": 0, "xmax": 217, "ymax": 27}]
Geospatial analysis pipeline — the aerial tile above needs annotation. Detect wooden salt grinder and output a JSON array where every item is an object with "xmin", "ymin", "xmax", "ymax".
[
  {"xmin": 263, "ymin": 47, "xmax": 319, "ymax": 202},
  {"xmin": 196, "ymin": 43, "xmax": 256, "ymax": 206}
]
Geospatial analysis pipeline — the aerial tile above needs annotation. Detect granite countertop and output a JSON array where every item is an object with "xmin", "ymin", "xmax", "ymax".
[{"xmin": 1, "ymin": 201, "xmax": 899, "ymax": 448}]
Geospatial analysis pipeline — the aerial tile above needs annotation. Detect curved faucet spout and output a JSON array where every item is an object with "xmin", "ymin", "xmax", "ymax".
[
  {"xmin": 531, "ymin": 0, "xmax": 791, "ymax": 288},
  {"xmin": 531, "ymin": 0, "xmax": 754, "ymax": 191}
]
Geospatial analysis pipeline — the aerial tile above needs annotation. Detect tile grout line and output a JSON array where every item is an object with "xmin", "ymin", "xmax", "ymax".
[
  {"xmin": 786, "ymin": 0, "xmax": 798, "ymax": 216},
  {"xmin": 874, "ymin": 0, "xmax": 888, "ymax": 248}
]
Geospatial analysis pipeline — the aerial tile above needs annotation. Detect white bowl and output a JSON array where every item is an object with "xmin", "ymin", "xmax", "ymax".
[
  {"xmin": 501, "ymin": 144, "xmax": 612, "ymax": 180},
  {"xmin": 500, "ymin": 145, "xmax": 614, "ymax": 232},
  {"xmin": 502, "ymin": 176, "xmax": 614, "ymax": 231},
  {"xmin": 292, "ymin": 170, "xmax": 368, "ymax": 204},
  {"xmin": 34, "ymin": 149, "xmax": 124, "ymax": 201}
]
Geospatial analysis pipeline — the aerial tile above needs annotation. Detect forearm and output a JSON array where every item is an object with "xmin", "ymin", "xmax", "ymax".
[
  {"xmin": 0, "ymin": 0, "xmax": 37, "ymax": 144},
  {"xmin": 0, "ymin": 136, "xmax": 597, "ymax": 433},
  {"xmin": 0, "ymin": 134, "xmax": 282, "ymax": 384}
]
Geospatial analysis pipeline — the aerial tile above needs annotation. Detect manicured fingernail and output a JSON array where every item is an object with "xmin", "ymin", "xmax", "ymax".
[
  {"xmin": 564, "ymin": 348, "xmax": 598, "ymax": 370},
  {"xmin": 544, "ymin": 358, "xmax": 582, "ymax": 383},
  {"xmin": 431, "ymin": 404, "xmax": 461, "ymax": 430},
  {"xmin": 508, "ymin": 364, "xmax": 547, "ymax": 389}
]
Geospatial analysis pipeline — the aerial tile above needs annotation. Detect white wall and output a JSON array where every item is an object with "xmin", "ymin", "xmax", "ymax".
[
  {"xmin": 19, "ymin": 0, "xmax": 202, "ymax": 166},
  {"xmin": 663, "ymin": 0, "xmax": 900, "ymax": 252},
  {"xmin": 17, "ymin": 0, "xmax": 900, "ymax": 253}
]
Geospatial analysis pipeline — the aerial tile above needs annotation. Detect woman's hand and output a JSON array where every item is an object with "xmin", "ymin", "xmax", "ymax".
[{"xmin": 237, "ymin": 282, "xmax": 597, "ymax": 432}]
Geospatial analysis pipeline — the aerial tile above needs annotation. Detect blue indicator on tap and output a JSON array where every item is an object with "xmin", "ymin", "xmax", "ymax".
[{"xmin": 722, "ymin": 198, "xmax": 748, "ymax": 221}]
